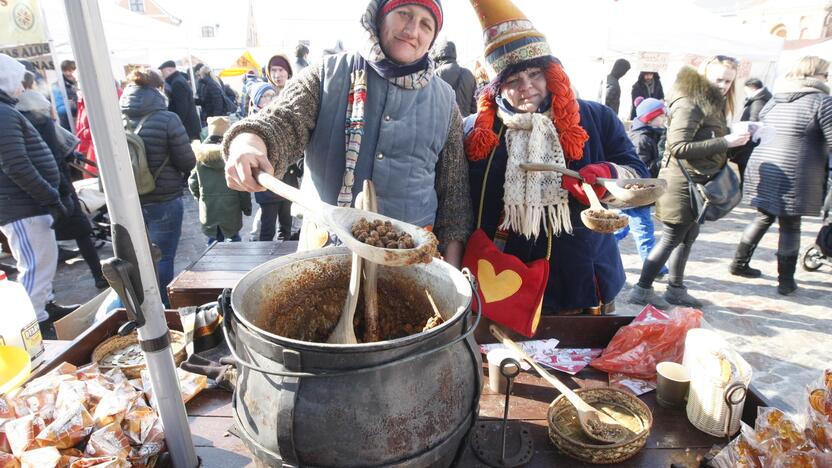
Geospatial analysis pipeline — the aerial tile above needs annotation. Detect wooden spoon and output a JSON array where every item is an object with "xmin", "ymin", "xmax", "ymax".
[
  {"xmin": 256, "ymin": 172, "xmax": 438, "ymax": 266},
  {"xmin": 489, "ymin": 325, "xmax": 634, "ymax": 444},
  {"xmin": 580, "ymin": 181, "xmax": 629, "ymax": 234},
  {"xmin": 327, "ymin": 190, "xmax": 368, "ymax": 345},
  {"xmin": 519, "ymin": 163, "xmax": 667, "ymax": 207},
  {"xmin": 361, "ymin": 181, "xmax": 380, "ymax": 343}
]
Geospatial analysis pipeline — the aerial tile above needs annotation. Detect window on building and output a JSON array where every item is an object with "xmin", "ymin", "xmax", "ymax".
[
  {"xmin": 201, "ymin": 26, "xmax": 215, "ymax": 38},
  {"xmin": 128, "ymin": 0, "xmax": 144, "ymax": 13},
  {"xmin": 771, "ymin": 24, "xmax": 787, "ymax": 38},
  {"xmin": 824, "ymin": 10, "xmax": 832, "ymax": 38}
]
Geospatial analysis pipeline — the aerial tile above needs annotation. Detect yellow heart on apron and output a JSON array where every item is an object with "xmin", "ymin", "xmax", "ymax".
[{"xmin": 477, "ymin": 259, "xmax": 522, "ymax": 303}]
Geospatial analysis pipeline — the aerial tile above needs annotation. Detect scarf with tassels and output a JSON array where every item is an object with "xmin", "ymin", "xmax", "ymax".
[
  {"xmin": 498, "ymin": 108, "xmax": 572, "ymax": 238},
  {"xmin": 339, "ymin": 0, "xmax": 436, "ymax": 207}
]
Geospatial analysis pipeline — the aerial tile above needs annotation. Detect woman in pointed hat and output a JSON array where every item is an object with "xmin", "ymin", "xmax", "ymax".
[
  {"xmin": 223, "ymin": 0, "xmax": 471, "ymax": 266},
  {"xmin": 463, "ymin": 0, "xmax": 649, "ymax": 323}
]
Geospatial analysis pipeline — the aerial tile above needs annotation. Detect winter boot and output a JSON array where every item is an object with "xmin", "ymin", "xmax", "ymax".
[
  {"xmin": 93, "ymin": 274, "xmax": 109, "ymax": 290},
  {"xmin": 730, "ymin": 242, "xmax": 762, "ymax": 278},
  {"xmin": 627, "ymin": 285, "xmax": 671, "ymax": 310},
  {"xmin": 776, "ymin": 254, "xmax": 798, "ymax": 295},
  {"xmin": 664, "ymin": 285, "xmax": 703, "ymax": 308}
]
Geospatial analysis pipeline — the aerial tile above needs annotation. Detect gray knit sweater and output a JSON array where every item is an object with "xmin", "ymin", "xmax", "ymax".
[{"xmin": 222, "ymin": 62, "xmax": 472, "ymax": 248}]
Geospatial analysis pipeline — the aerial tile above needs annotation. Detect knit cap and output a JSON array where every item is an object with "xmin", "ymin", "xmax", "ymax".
[
  {"xmin": 379, "ymin": 0, "xmax": 443, "ymax": 33},
  {"xmin": 207, "ymin": 116, "xmax": 230, "ymax": 137},
  {"xmin": 634, "ymin": 97, "xmax": 666, "ymax": 123},
  {"xmin": 249, "ymin": 82, "xmax": 276, "ymax": 110}
]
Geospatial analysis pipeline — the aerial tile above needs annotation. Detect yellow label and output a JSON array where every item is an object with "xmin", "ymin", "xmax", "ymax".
[{"xmin": 20, "ymin": 319, "xmax": 44, "ymax": 360}]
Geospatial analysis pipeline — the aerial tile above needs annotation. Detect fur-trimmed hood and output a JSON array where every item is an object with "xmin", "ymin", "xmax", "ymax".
[
  {"xmin": 193, "ymin": 142, "xmax": 224, "ymax": 169},
  {"xmin": 669, "ymin": 66, "xmax": 725, "ymax": 117}
]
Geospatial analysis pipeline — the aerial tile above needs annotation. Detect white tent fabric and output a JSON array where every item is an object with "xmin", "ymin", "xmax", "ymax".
[{"xmin": 605, "ymin": 0, "xmax": 783, "ymax": 62}]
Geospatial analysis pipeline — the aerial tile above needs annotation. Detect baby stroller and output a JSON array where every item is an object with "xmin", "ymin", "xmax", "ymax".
[
  {"xmin": 801, "ymin": 183, "xmax": 832, "ymax": 272},
  {"xmin": 68, "ymin": 155, "xmax": 111, "ymax": 246}
]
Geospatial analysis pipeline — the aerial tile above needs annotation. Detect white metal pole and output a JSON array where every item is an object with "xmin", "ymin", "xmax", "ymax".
[{"xmin": 62, "ymin": 2, "xmax": 198, "ymax": 467}]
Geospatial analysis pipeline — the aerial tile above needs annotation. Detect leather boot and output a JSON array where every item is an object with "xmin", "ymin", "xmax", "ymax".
[
  {"xmin": 730, "ymin": 242, "xmax": 762, "ymax": 278},
  {"xmin": 777, "ymin": 254, "xmax": 798, "ymax": 295},
  {"xmin": 664, "ymin": 285, "xmax": 703, "ymax": 308},
  {"xmin": 627, "ymin": 285, "xmax": 671, "ymax": 310},
  {"xmin": 45, "ymin": 301, "xmax": 80, "ymax": 321}
]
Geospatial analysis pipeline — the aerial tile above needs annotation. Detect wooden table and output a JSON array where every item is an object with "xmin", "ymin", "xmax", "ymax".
[
  {"xmin": 167, "ymin": 241, "xmax": 298, "ymax": 309},
  {"xmin": 34, "ymin": 312, "xmax": 768, "ymax": 467},
  {"xmin": 186, "ymin": 317, "xmax": 767, "ymax": 467}
]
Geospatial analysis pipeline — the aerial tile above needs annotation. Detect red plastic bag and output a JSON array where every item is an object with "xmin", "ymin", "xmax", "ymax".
[{"xmin": 590, "ymin": 306, "xmax": 703, "ymax": 379}]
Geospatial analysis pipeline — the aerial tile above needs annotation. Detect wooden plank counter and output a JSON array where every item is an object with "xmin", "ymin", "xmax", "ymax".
[
  {"xmin": 167, "ymin": 241, "xmax": 298, "ymax": 309},
  {"xmin": 35, "ymin": 311, "xmax": 769, "ymax": 467}
]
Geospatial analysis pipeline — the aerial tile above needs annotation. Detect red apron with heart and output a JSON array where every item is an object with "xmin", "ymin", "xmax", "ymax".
[
  {"xmin": 463, "ymin": 229, "xmax": 549, "ymax": 337},
  {"xmin": 463, "ymin": 126, "xmax": 551, "ymax": 337}
]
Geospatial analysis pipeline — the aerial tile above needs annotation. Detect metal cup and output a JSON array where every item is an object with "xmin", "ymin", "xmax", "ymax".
[{"xmin": 656, "ymin": 361, "xmax": 690, "ymax": 409}]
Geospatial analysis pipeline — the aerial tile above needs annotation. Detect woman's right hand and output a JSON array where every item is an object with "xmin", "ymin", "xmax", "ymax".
[
  {"xmin": 724, "ymin": 132, "xmax": 752, "ymax": 148},
  {"xmin": 225, "ymin": 133, "xmax": 274, "ymax": 192}
]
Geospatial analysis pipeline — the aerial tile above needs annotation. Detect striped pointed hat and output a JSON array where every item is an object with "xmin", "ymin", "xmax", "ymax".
[{"xmin": 470, "ymin": 0, "xmax": 551, "ymax": 75}]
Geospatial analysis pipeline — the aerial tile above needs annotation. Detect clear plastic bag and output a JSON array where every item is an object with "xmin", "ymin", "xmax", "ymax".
[{"xmin": 590, "ymin": 307, "xmax": 703, "ymax": 379}]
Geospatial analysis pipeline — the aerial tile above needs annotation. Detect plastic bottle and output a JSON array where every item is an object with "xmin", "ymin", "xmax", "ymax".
[{"xmin": 0, "ymin": 271, "xmax": 45, "ymax": 368}]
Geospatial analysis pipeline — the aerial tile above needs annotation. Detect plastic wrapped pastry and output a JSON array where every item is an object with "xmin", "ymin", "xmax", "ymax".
[
  {"xmin": 91, "ymin": 383, "xmax": 139, "ymax": 429},
  {"xmin": 84, "ymin": 423, "xmax": 131, "ymax": 459},
  {"xmin": 19, "ymin": 446, "xmax": 61, "ymax": 468},
  {"xmin": 35, "ymin": 404, "xmax": 94, "ymax": 449},
  {"xmin": 0, "ymin": 452, "xmax": 18, "ymax": 468},
  {"xmin": 6, "ymin": 415, "xmax": 45, "ymax": 456},
  {"xmin": 70, "ymin": 457, "xmax": 128, "ymax": 468}
]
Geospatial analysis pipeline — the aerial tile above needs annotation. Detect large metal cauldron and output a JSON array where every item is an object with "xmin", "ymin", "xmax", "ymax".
[{"xmin": 221, "ymin": 247, "xmax": 482, "ymax": 467}]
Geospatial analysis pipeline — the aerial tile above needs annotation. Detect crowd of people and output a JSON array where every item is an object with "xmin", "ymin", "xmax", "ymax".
[{"xmin": 1, "ymin": 0, "xmax": 831, "ymax": 342}]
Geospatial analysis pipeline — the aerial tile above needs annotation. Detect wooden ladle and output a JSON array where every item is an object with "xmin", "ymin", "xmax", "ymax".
[
  {"xmin": 519, "ymin": 163, "xmax": 667, "ymax": 207},
  {"xmin": 328, "ymin": 185, "xmax": 373, "ymax": 345},
  {"xmin": 256, "ymin": 172, "xmax": 437, "ymax": 266},
  {"xmin": 580, "ymin": 182, "xmax": 629, "ymax": 234},
  {"xmin": 361, "ymin": 182, "xmax": 380, "ymax": 343},
  {"xmin": 490, "ymin": 325, "xmax": 634, "ymax": 444}
]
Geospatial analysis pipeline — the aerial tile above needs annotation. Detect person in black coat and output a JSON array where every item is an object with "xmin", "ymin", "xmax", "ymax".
[
  {"xmin": 159, "ymin": 60, "xmax": 201, "ymax": 141},
  {"xmin": 730, "ymin": 78, "xmax": 773, "ymax": 185},
  {"xmin": 17, "ymin": 71, "xmax": 107, "ymax": 289},
  {"xmin": 120, "ymin": 69, "xmax": 196, "ymax": 306},
  {"xmin": 630, "ymin": 71, "xmax": 665, "ymax": 120},
  {"xmin": 740, "ymin": 77, "xmax": 772, "ymax": 122},
  {"xmin": 0, "ymin": 54, "xmax": 73, "ymax": 329},
  {"xmin": 195, "ymin": 66, "xmax": 226, "ymax": 127},
  {"xmin": 604, "ymin": 58, "xmax": 630, "ymax": 115},
  {"xmin": 432, "ymin": 40, "xmax": 478, "ymax": 117}
]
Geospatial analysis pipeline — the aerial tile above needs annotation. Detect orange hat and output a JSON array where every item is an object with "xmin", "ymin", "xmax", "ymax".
[{"xmin": 469, "ymin": 0, "xmax": 552, "ymax": 75}]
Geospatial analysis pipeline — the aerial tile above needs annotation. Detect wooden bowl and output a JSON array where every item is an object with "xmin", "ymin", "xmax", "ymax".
[
  {"xmin": 92, "ymin": 330, "xmax": 187, "ymax": 379},
  {"xmin": 547, "ymin": 387, "xmax": 652, "ymax": 464}
]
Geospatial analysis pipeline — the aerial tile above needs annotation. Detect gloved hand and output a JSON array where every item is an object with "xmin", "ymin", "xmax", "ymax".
[
  {"xmin": 561, "ymin": 163, "xmax": 613, "ymax": 206},
  {"xmin": 46, "ymin": 201, "xmax": 70, "ymax": 228}
]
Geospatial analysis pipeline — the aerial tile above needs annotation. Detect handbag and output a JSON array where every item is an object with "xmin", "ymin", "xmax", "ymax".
[
  {"xmin": 676, "ymin": 158, "xmax": 741, "ymax": 223},
  {"xmin": 462, "ymin": 127, "xmax": 551, "ymax": 337}
]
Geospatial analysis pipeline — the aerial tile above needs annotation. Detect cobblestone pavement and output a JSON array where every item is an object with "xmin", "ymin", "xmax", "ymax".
[{"xmin": 6, "ymin": 195, "xmax": 828, "ymax": 413}]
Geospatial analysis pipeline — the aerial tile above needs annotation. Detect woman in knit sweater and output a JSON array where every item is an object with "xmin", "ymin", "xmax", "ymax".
[
  {"xmin": 731, "ymin": 56, "xmax": 832, "ymax": 295},
  {"xmin": 223, "ymin": 0, "xmax": 471, "ymax": 266}
]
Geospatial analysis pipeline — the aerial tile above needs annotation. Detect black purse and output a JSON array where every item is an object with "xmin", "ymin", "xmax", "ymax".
[{"xmin": 676, "ymin": 158, "xmax": 741, "ymax": 223}]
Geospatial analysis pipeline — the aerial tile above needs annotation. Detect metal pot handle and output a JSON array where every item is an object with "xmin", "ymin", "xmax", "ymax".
[
  {"xmin": 220, "ymin": 278, "xmax": 482, "ymax": 378},
  {"xmin": 723, "ymin": 382, "xmax": 747, "ymax": 437}
]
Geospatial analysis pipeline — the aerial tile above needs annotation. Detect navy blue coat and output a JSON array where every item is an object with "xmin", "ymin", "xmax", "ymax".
[
  {"xmin": 0, "ymin": 91, "xmax": 61, "ymax": 226},
  {"xmin": 465, "ymin": 100, "xmax": 648, "ymax": 313}
]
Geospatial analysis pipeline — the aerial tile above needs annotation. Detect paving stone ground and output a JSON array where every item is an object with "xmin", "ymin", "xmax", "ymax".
[{"xmin": 5, "ymin": 195, "xmax": 829, "ymax": 413}]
